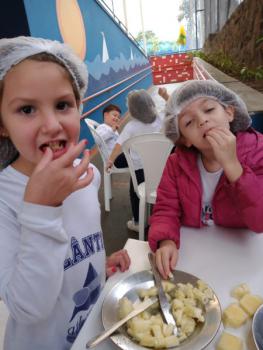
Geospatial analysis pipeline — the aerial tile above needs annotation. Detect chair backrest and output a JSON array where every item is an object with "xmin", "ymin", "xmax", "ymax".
[
  {"xmin": 84, "ymin": 118, "xmax": 110, "ymax": 164},
  {"xmin": 122, "ymin": 133, "xmax": 173, "ymax": 201}
]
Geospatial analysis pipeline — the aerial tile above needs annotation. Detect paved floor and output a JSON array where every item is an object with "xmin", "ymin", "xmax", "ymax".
[
  {"xmin": 0, "ymin": 303, "xmax": 8, "ymax": 349},
  {"xmin": 196, "ymin": 58, "xmax": 263, "ymax": 112}
]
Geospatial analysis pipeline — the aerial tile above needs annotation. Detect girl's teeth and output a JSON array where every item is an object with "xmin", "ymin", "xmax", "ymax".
[{"xmin": 48, "ymin": 141, "xmax": 64, "ymax": 151}]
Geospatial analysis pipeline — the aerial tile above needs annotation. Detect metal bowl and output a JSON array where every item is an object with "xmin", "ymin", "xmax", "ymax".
[
  {"xmin": 102, "ymin": 270, "xmax": 221, "ymax": 350},
  {"xmin": 252, "ymin": 304, "xmax": 263, "ymax": 350}
]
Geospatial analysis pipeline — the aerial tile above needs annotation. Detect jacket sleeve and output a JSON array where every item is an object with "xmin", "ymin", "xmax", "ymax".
[
  {"xmin": 226, "ymin": 162, "xmax": 263, "ymax": 233},
  {"xmin": 148, "ymin": 155, "xmax": 182, "ymax": 252},
  {"xmin": 0, "ymin": 202, "xmax": 68, "ymax": 325}
]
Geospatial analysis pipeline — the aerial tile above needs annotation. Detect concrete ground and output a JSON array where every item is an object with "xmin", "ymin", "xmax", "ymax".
[{"xmin": 0, "ymin": 303, "xmax": 8, "ymax": 349}]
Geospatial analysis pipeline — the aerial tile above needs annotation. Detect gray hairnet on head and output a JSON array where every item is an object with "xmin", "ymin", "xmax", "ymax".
[
  {"xmin": 0, "ymin": 36, "xmax": 88, "ymax": 99},
  {"xmin": 127, "ymin": 89, "xmax": 157, "ymax": 124},
  {"xmin": 164, "ymin": 79, "xmax": 252, "ymax": 143},
  {"xmin": 0, "ymin": 36, "xmax": 88, "ymax": 168}
]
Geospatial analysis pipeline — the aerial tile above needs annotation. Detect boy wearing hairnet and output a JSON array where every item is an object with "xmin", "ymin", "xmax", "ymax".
[
  {"xmin": 0, "ymin": 36, "xmax": 130, "ymax": 350},
  {"xmin": 106, "ymin": 90, "xmax": 162, "ymax": 232},
  {"xmin": 148, "ymin": 80, "xmax": 263, "ymax": 279}
]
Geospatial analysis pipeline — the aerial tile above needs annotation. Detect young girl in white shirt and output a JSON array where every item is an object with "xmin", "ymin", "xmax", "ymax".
[{"xmin": 0, "ymin": 36, "xmax": 130, "ymax": 350}]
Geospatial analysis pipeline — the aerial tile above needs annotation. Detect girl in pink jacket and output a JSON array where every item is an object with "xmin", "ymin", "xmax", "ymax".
[{"xmin": 148, "ymin": 80, "xmax": 263, "ymax": 278}]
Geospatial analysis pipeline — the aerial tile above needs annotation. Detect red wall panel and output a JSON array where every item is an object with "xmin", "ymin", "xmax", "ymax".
[{"xmin": 150, "ymin": 53, "xmax": 193, "ymax": 85}]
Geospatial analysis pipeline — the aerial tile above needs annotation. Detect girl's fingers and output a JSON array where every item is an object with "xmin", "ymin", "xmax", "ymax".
[
  {"xmin": 206, "ymin": 130, "xmax": 227, "ymax": 145},
  {"xmin": 155, "ymin": 251, "xmax": 166, "ymax": 279},
  {"xmin": 170, "ymin": 251, "xmax": 178, "ymax": 271},
  {"xmin": 34, "ymin": 147, "xmax": 53, "ymax": 172},
  {"xmin": 74, "ymin": 149, "xmax": 91, "ymax": 178},
  {"xmin": 73, "ymin": 167, "xmax": 94, "ymax": 192},
  {"xmin": 57, "ymin": 139, "xmax": 87, "ymax": 167},
  {"xmin": 117, "ymin": 249, "xmax": 131, "ymax": 268},
  {"xmin": 205, "ymin": 134, "xmax": 220, "ymax": 148},
  {"xmin": 115, "ymin": 255, "xmax": 126, "ymax": 272},
  {"xmin": 212, "ymin": 127, "xmax": 233, "ymax": 136},
  {"xmin": 107, "ymin": 250, "xmax": 131, "ymax": 272},
  {"xmin": 207, "ymin": 128, "xmax": 233, "ymax": 144},
  {"xmin": 161, "ymin": 253, "xmax": 171, "ymax": 279},
  {"xmin": 106, "ymin": 266, "xmax": 117, "ymax": 277}
]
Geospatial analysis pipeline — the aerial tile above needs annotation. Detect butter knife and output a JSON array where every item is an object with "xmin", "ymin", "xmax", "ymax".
[
  {"xmin": 148, "ymin": 252, "xmax": 178, "ymax": 335},
  {"xmin": 86, "ymin": 296, "xmax": 158, "ymax": 348}
]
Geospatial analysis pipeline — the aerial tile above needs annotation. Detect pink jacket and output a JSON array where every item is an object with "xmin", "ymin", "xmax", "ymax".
[{"xmin": 148, "ymin": 129, "xmax": 263, "ymax": 252}]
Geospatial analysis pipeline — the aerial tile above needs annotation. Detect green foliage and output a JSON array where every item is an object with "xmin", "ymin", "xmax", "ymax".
[
  {"xmin": 190, "ymin": 50, "xmax": 263, "ymax": 82},
  {"xmin": 135, "ymin": 30, "xmax": 160, "ymax": 54},
  {"xmin": 136, "ymin": 30, "xmax": 158, "ymax": 42},
  {"xmin": 135, "ymin": 30, "xmax": 181, "ymax": 55},
  {"xmin": 256, "ymin": 36, "xmax": 263, "ymax": 45},
  {"xmin": 240, "ymin": 66, "xmax": 263, "ymax": 80}
]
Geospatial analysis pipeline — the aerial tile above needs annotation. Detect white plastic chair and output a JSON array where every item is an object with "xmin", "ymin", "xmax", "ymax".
[
  {"xmin": 122, "ymin": 133, "xmax": 173, "ymax": 240},
  {"xmin": 84, "ymin": 118, "xmax": 129, "ymax": 212}
]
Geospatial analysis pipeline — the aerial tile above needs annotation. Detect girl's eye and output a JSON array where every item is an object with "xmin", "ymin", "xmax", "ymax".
[
  {"xmin": 206, "ymin": 107, "xmax": 214, "ymax": 113},
  {"xmin": 185, "ymin": 120, "xmax": 192, "ymax": 127},
  {"xmin": 20, "ymin": 105, "xmax": 34, "ymax": 114},
  {"xmin": 56, "ymin": 101, "xmax": 70, "ymax": 110}
]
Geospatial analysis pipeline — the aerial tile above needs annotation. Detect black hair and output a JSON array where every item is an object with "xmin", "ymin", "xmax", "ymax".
[{"xmin": 102, "ymin": 104, "xmax": 121, "ymax": 115}]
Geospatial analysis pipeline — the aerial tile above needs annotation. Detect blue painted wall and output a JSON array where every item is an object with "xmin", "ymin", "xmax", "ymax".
[{"xmin": 22, "ymin": 0, "xmax": 152, "ymax": 147}]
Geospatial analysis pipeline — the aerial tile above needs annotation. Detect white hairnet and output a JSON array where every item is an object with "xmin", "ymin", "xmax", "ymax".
[
  {"xmin": 127, "ymin": 89, "xmax": 157, "ymax": 123},
  {"xmin": 165, "ymin": 79, "xmax": 252, "ymax": 143},
  {"xmin": 0, "ymin": 36, "xmax": 88, "ymax": 100},
  {"xmin": 0, "ymin": 36, "xmax": 88, "ymax": 168}
]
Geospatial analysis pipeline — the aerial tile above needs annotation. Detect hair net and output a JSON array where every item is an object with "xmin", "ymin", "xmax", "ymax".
[
  {"xmin": 0, "ymin": 36, "xmax": 89, "ymax": 168},
  {"xmin": 127, "ymin": 89, "xmax": 157, "ymax": 124},
  {"xmin": 0, "ymin": 36, "xmax": 88, "ymax": 100},
  {"xmin": 164, "ymin": 79, "xmax": 252, "ymax": 143}
]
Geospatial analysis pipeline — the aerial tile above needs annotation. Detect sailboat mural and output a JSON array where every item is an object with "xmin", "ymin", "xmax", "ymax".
[
  {"xmin": 87, "ymin": 29, "xmax": 149, "ymax": 94},
  {"xmin": 130, "ymin": 47, "xmax": 134, "ymax": 61},
  {"xmin": 101, "ymin": 32, "xmax": 109, "ymax": 63},
  {"xmin": 81, "ymin": 1, "xmax": 149, "ymax": 95},
  {"xmin": 22, "ymin": 0, "xmax": 151, "ymax": 97}
]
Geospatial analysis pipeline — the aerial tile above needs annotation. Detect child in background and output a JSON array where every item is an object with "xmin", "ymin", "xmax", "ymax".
[
  {"xmin": 106, "ymin": 90, "xmax": 162, "ymax": 232},
  {"xmin": 0, "ymin": 36, "xmax": 130, "ymax": 350},
  {"xmin": 96, "ymin": 104, "xmax": 128, "ymax": 168},
  {"xmin": 148, "ymin": 79, "xmax": 263, "ymax": 279}
]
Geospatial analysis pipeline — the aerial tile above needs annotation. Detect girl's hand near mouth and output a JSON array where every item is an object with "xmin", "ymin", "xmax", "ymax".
[
  {"xmin": 205, "ymin": 127, "xmax": 243, "ymax": 182},
  {"xmin": 24, "ymin": 139, "xmax": 94, "ymax": 206}
]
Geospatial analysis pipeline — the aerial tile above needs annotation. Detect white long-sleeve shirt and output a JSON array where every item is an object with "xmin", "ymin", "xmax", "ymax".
[
  {"xmin": 0, "ymin": 162, "xmax": 106, "ymax": 350},
  {"xmin": 96, "ymin": 123, "xmax": 119, "ymax": 154}
]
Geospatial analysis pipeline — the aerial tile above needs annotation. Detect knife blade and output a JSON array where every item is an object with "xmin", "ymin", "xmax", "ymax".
[
  {"xmin": 86, "ymin": 296, "xmax": 158, "ymax": 348},
  {"xmin": 148, "ymin": 252, "xmax": 178, "ymax": 335}
]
